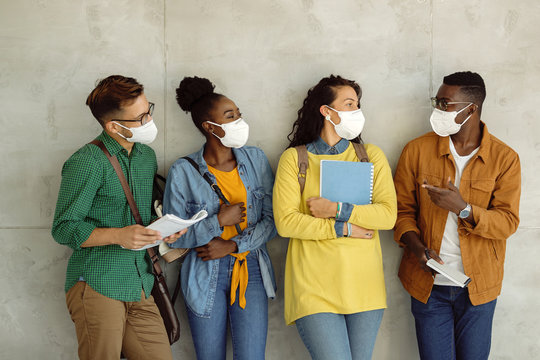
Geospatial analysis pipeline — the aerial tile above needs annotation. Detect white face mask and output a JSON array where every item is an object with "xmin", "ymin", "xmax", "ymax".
[
  {"xmin": 325, "ymin": 106, "xmax": 365, "ymax": 140},
  {"xmin": 113, "ymin": 120, "xmax": 158, "ymax": 144},
  {"xmin": 206, "ymin": 118, "xmax": 249, "ymax": 148},
  {"xmin": 429, "ymin": 104, "xmax": 474, "ymax": 137}
]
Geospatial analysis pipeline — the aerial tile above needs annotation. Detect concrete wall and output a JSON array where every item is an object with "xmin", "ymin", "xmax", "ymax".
[{"xmin": 1, "ymin": 0, "xmax": 538, "ymax": 358}]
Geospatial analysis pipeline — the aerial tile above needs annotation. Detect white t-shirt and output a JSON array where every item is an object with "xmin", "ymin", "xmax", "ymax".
[{"xmin": 434, "ymin": 138, "xmax": 479, "ymax": 286}]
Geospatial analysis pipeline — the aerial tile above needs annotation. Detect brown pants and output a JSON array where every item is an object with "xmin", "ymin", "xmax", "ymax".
[{"xmin": 66, "ymin": 282, "xmax": 173, "ymax": 360}]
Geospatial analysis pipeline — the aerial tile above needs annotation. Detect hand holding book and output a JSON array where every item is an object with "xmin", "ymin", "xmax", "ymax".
[
  {"xmin": 306, "ymin": 197, "xmax": 338, "ymax": 218},
  {"xmin": 423, "ymin": 247, "xmax": 471, "ymax": 287},
  {"xmin": 401, "ymin": 231, "xmax": 443, "ymax": 274},
  {"xmin": 403, "ymin": 237, "xmax": 471, "ymax": 288},
  {"xmin": 126, "ymin": 210, "xmax": 208, "ymax": 251}
]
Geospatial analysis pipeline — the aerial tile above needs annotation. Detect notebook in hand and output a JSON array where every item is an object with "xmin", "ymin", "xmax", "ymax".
[
  {"xmin": 320, "ymin": 160, "xmax": 374, "ymax": 205},
  {"xmin": 427, "ymin": 259, "xmax": 472, "ymax": 288},
  {"xmin": 128, "ymin": 210, "xmax": 208, "ymax": 251}
]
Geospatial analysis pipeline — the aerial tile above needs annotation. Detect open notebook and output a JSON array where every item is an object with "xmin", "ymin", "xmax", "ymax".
[
  {"xmin": 128, "ymin": 210, "xmax": 208, "ymax": 251},
  {"xmin": 320, "ymin": 160, "xmax": 374, "ymax": 205}
]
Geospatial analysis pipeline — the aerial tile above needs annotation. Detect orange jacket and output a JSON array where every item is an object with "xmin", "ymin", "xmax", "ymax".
[{"xmin": 394, "ymin": 123, "xmax": 521, "ymax": 305}]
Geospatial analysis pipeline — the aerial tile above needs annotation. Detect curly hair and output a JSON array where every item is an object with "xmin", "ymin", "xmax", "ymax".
[
  {"xmin": 287, "ymin": 75, "xmax": 362, "ymax": 148},
  {"xmin": 175, "ymin": 76, "xmax": 224, "ymax": 134}
]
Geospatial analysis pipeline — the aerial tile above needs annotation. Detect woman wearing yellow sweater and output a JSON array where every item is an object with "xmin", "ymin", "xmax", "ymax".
[{"xmin": 273, "ymin": 75, "xmax": 397, "ymax": 360}]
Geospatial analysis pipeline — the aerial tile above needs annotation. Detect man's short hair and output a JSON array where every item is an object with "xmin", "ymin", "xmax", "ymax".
[
  {"xmin": 86, "ymin": 75, "xmax": 144, "ymax": 126},
  {"xmin": 443, "ymin": 71, "xmax": 486, "ymax": 108}
]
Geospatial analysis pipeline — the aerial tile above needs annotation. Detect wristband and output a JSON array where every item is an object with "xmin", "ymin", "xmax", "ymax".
[
  {"xmin": 347, "ymin": 222, "xmax": 352, "ymax": 238},
  {"xmin": 336, "ymin": 202, "xmax": 342, "ymax": 219}
]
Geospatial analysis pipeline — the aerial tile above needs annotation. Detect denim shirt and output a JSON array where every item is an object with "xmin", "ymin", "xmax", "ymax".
[
  {"xmin": 163, "ymin": 145, "xmax": 277, "ymax": 317},
  {"xmin": 306, "ymin": 137, "xmax": 355, "ymax": 237}
]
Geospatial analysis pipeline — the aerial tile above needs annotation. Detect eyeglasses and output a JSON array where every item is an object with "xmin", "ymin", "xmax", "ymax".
[
  {"xmin": 112, "ymin": 102, "xmax": 154, "ymax": 125},
  {"xmin": 430, "ymin": 97, "xmax": 472, "ymax": 111}
]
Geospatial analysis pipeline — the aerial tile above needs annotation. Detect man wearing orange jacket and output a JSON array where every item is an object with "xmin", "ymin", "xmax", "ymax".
[{"xmin": 394, "ymin": 71, "xmax": 521, "ymax": 360}]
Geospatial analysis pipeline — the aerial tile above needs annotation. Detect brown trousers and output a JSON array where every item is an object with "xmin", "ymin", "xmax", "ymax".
[{"xmin": 66, "ymin": 282, "xmax": 173, "ymax": 360}]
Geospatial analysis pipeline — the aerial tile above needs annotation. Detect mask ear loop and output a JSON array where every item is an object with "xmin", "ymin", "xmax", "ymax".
[
  {"xmin": 325, "ymin": 106, "xmax": 339, "ymax": 126},
  {"xmin": 205, "ymin": 121, "xmax": 226, "ymax": 140},
  {"xmin": 325, "ymin": 114, "xmax": 338, "ymax": 127},
  {"xmin": 111, "ymin": 121, "xmax": 130, "ymax": 140},
  {"xmin": 457, "ymin": 103, "xmax": 475, "ymax": 127}
]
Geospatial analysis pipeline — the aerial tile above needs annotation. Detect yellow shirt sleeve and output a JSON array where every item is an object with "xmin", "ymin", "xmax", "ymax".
[
  {"xmin": 347, "ymin": 144, "xmax": 397, "ymax": 230},
  {"xmin": 273, "ymin": 148, "xmax": 338, "ymax": 240}
]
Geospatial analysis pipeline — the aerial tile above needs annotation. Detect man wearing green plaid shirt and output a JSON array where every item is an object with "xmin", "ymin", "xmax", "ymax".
[{"xmin": 52, "ymin": 75, "xmax": 185, "ymax": 360}]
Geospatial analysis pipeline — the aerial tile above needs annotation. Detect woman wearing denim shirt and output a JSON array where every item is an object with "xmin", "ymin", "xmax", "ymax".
[
  {"xmin": 163, "ymin": 76, "xmax": 276, "ymax": 360},
  {"xmin": 273, "ymin": 75, "xmax": 397, "ymax": 360}
]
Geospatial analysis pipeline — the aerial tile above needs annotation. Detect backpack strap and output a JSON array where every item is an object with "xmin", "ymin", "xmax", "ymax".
[
  {"xmin": 294, "ymin": 142, "xmax": 369, "ymax": 195},
  {"xmin": 294, "ymin": 145, "xmax": 309, "ymax": 194},
  {"xmin": 352, "ymin": 142, "xmax": 369, "ymax": 162},
  {"xmin": 153, "ymin": 173, "xmax": 166, "ymax": 200}
]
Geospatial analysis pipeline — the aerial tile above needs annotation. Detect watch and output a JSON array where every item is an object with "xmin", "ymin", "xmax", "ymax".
[{"xmin": 458, "ymin": 203, "xmax": 472, "ymax": 219}]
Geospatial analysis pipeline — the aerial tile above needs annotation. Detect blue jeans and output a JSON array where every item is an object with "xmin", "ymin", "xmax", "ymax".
[
  {"xmin": 186, "ymin": 253, "xmax": 268, "ymax": 360},
  {"xmin": 295, "ymin": 310, "xmax": 384, "ymax": 360},
  {"xmin": 411, "ymin": 285, "xmax": 497, "ymax": 360}
]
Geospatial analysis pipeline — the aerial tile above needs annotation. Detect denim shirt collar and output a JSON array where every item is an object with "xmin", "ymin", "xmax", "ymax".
[
  {"xmin": 308, "ymin": 136, "xmax": 350, "ymax": 155},
  {"xmin": 191, "ymin": 144, "xmax": 247, "ymax": 174}
]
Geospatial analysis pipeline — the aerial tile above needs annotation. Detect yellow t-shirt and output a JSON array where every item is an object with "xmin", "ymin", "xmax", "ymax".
[
  {"xmin": 273, "ymin": 143, "xmax": 397, "ymax": 325},
  {"xmin": 207, "ymin": 165, "xmax": 248, "ymax": 239},
  {"xmin": 207, "ymin": 165, "xmax": 250, "ymax": 308}
]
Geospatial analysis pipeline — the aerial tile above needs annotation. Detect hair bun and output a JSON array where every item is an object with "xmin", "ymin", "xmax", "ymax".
[{"xmin": 176, "ymin": 76, "xmax": 215, "ymax": 112}]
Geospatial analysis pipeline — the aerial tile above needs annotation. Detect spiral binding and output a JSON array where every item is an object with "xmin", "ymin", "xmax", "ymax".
[{"xmin": 369, "ymin": 163, "xmax": 374, "ymax": 204}]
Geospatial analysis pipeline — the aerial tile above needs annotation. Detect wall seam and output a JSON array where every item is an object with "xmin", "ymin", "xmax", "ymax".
[
  {"xmin": 429, "ymin": 0, "xmax": 434, "ymax": 97},
  {"xmin": 163, "ymin": 0, "xmax": 168, "ymax": 175},
  {"xmin": 0, "ymin": 227, "xmax": 50, "ymax": 230}
]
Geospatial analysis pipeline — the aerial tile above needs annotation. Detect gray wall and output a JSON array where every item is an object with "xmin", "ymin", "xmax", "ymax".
[{"xmin": 1, "ymin": 1, "xmax": 539, "ymax": 359}]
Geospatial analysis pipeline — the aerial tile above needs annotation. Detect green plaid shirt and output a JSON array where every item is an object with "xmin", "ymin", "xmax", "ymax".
[{"xmin": 52, "ymin": 131, "xmax": 157, "ymax": 301}]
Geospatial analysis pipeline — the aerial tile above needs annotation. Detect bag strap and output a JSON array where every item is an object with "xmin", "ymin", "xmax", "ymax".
[
  {"xmin": 171, "ymin": 271, "xmax": 182, "ymax": 304},
  {"xmin": 294, "ymin": 145, "xmax": 309, "ymax": 194},
  {"xmin": 182, "ymin": 156, "xmax": 242, "ymax": 235},
  {"xmin": 89, "ymin": 140, "xmax": 164, "ymax": 280},
  {"xmin": 90, "ymin": 140, "xmax": 143, "ymax": 224},
  {"xmin": 294, "ymin": 142, "xmax": 370, "ymax": 194},
  {"xmin": 352, "ymin": 142, "xmax": 369, "ymax": 162}
]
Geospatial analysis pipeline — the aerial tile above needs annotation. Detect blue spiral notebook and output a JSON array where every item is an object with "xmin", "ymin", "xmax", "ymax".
[{"xmin": 320, "ymin": 160, "xmax": 374, "ymax": 205}]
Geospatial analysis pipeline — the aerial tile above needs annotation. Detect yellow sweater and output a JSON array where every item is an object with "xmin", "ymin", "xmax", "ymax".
[{"xmin": 273, "ymin": 143, "xmax": 397, "ymax": 325}]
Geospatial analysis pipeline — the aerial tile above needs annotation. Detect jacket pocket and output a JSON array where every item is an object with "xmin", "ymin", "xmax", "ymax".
[
  {"xmin": 490, "ymin": 239, "xmax": 499, "ymax": 261},
  {"xmin": 469, "ymin": 179, "xmax": 495, "ymax": 208},
  {"xmin": 417, "ymin": 173, "xmax": 443, "ymax": 187}
]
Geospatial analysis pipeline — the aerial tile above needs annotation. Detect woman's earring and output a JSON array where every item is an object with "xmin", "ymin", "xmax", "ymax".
[{"xmin": 325, "ymin": 114, "xmax": 331, "ymax": 121}]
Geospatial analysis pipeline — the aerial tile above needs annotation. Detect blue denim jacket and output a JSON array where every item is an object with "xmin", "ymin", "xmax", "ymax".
[{"xmin": 163, "ymin": 145, "xmax": 277, "ymax": 317}]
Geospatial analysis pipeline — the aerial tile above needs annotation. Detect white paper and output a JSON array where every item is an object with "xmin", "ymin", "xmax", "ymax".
[{"xmin": 130, "ymin": 210, "xmax": 208, "ymax": 251}]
